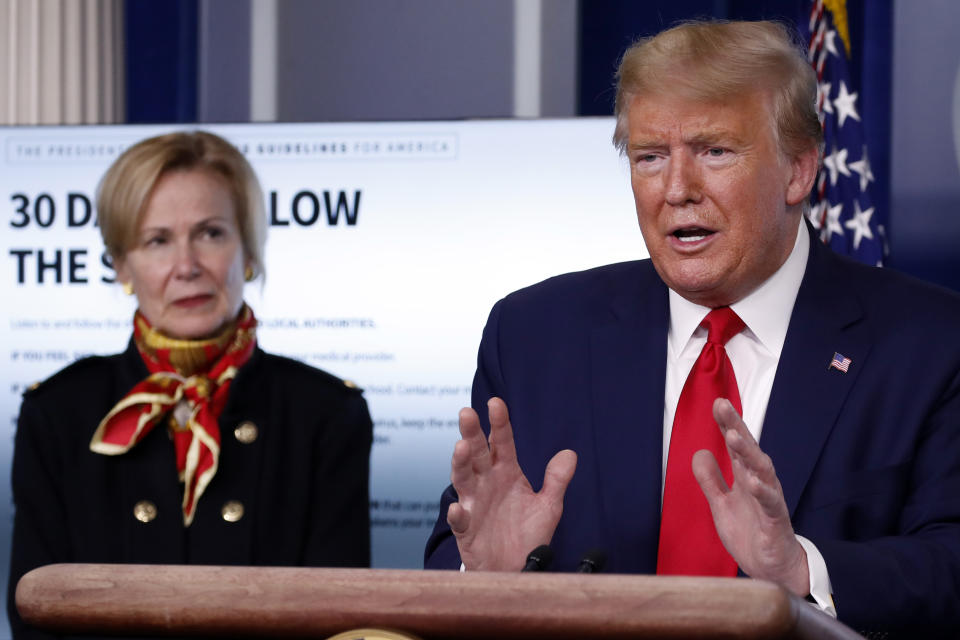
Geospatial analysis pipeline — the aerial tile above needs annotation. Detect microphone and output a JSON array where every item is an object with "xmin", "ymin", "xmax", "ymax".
[
  {"xmin": 521, "ymin": 545, "xmax": 554, "ymax": 572},
  {"xmin": 576, "ymin": 549, "xmax": 607, "ymax": 573}
]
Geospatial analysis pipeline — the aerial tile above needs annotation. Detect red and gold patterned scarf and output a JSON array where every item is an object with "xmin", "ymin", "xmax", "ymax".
[{"xmin": 90, "ymin": 305, "xmax": 257, "ymax": 525}]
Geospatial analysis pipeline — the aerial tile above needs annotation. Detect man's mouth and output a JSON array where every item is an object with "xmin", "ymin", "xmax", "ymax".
[{"xmin": 672, "ymin": 227, "xmax": 716, "ymax": 243}]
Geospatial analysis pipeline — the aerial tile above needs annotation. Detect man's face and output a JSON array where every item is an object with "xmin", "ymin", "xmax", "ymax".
[{"xmin": 626, "ymin": 91, "xmax": 816, "ymax": 307}]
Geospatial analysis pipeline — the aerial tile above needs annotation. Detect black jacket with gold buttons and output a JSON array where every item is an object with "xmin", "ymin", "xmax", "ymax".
[{"xmin": 8, "ymin": 341, "xmax": 372, "ymax": 639}]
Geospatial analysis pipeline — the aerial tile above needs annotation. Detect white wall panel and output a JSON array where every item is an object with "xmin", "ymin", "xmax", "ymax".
[{"xmin": 0, "ymin": 0, "xmax": 122, "ymax": 125}]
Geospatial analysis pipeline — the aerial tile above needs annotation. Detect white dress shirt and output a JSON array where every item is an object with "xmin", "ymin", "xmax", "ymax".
[{"xmin": 663, "ymin": 220, "xmax": 836, "ymax": 616}]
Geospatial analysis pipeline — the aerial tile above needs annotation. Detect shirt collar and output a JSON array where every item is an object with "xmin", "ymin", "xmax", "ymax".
[{"xmin": 668, "ymin": 218, "xmax": 809, "ymax": 359}]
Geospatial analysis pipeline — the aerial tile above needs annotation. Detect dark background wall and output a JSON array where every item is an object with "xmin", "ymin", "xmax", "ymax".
[
  {"xmin": 275, "ymin": 0, "xmax": 514, "ymax": 121},
  {"xmin": 889, "ymin": 0, "xmax": 960, "ymax": 291}
]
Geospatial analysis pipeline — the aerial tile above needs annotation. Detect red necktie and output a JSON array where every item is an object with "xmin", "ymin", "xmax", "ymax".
[{"xmin": 657, "ymin": 307, "xmax": 744, "ymax": 576}]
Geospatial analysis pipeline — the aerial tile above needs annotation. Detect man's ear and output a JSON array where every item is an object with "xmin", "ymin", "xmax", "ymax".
[{"xmin": 785, "ymin": 145, "xmax": 820, "ymax": 207}]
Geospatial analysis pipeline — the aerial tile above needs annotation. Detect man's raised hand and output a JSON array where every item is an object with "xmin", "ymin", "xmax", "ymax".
[
  {"xmin": 693, "ymin": 398, "xmax": 810, "ymax": 596},
  {"xmin": 447, "ymin": 397, "xmax": 577, "ymax": 571}
]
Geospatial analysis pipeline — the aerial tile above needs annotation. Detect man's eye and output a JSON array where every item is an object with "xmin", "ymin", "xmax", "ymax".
[{"xmin": 707, "ymin": 147, "xmax": 726, "ymax": 157}]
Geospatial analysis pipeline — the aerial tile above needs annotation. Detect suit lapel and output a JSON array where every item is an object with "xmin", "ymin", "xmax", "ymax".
[
  {"xmin": 760, "ymin": 238, "xmax": 871, "ymax": 515},
  {"xmin": 591, "ymin": 265, "xmax": 668, "ymax": 572}
]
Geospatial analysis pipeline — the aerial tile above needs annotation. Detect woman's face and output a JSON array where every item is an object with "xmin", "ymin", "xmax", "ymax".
[{"xmin": 115, "ymin": 169, "xmax": 247, "ymax": 340}]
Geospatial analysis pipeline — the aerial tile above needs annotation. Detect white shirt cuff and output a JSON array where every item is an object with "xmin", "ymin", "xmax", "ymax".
[
  {"xmin": 460, "ymin": 562, "xmax": 466, "ymax": 572},
  {"xmin": 796, "ymin": 534, "xmax": 836, "ymax": 617}
]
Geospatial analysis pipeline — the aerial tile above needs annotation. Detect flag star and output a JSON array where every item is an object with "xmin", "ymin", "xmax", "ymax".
[
  {"xmin": 824, "ymin": 30, "xmax": 840, "ymax": 58},
  {"xmin": 833, "ymin": 81, "xmax": 861, "ymax": 127},
  {"xmin": 848, "ymin": 145, "xmax": 875, "ymax": 192},
  {"xmin": 818, "ymin": 81, "xmax": 833, "ymax": 115},
  {"xmin": 844, "ymin": 200, "xmax": 875, "ymax": 250},
  {"xmin": 823, "ymin": 146, "xmax": 851, "ymax": 186},
  {"xmin": 825, "ymin": 202, "xmax": 845, "ymax": 240},
  {"xmin": 807, "ymin": 201, "xmax": 825, "ymax": 229}
]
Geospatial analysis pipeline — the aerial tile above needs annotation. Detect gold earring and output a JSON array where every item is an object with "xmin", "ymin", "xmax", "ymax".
[
  {"xmin": 244, "ymin": 265, "xmax": 254, "ymax": 282},
  {"xmin": 122, "ymin": 282, "xmax": 134, "ymax": 296}
]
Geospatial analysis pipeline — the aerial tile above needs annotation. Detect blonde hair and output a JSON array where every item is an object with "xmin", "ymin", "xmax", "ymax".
[
  {"xmin": 97, "ymin": 130, "xmax": 267, "ymax": 279},
  {"xmin": 612, "ymin": 20, "xmax": 823, "ymax": 160}
]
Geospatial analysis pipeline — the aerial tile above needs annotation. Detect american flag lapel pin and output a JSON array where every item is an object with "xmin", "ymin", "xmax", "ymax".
[{"xmin": 829, "ymin": 352, "xmax": 852, "ymax": 373}]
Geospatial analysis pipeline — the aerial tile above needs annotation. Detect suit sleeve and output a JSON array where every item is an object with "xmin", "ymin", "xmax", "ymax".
[
  {"xmin": 7, "ymin": 395, "xmax": 69, "ymax": 640},
  {"xmin": 812, "ymin": 365, "xmax": 960, "ymax": 636},
  {"xmin": 424, "ymin": 300, "xmax": 506, "ymax": 569},
  {"xmin": 303, "ymin": 390, "xmax": 373, "ymax": 567}
]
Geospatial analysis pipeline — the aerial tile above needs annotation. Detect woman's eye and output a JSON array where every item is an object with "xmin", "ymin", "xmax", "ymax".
[{"xmin": 201, "ymin": 226, "xmax": 225, "ymax": 240}]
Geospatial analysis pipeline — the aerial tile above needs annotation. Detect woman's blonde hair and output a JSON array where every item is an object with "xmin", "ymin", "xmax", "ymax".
[{"xmin": 97, "ymin": 130, "xmax": 267, "ymax": 279}]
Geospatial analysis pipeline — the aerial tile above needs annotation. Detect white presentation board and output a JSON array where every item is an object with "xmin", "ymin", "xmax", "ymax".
[{"xmin": 0, "ymin": 119, "xmax": 646, "ymax": 636}]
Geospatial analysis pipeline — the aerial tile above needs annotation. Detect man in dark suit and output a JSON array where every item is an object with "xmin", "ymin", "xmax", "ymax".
[{"xmin": 424, "ymin": 20, "xmax": 960, "ymax": 636}]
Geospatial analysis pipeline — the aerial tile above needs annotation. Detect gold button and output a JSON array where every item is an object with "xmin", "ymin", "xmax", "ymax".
[
  {"xmin": 133, "ymin": 500, "xmax": 157, "ymax": 523},
  {"xmin": 234, "ymin": 421, "xmax": 258, "ymax": 444},
  {"xmin": 221, "ymin": 500, "xmax": 244, "ymax": 522}
]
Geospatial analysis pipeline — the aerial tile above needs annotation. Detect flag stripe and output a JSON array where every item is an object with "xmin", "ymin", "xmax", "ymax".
[{"xmin": 802, "ymin": 2, "xmax": 886, "ymax": 267}]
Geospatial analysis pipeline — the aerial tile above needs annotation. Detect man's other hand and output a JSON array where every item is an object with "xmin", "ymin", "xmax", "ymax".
[{"xmin": 693, "ymin": 398, "xmax": 810, "ymax": 596}]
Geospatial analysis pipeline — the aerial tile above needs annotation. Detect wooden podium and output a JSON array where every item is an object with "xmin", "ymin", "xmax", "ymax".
[{"xmin": 16, "ymin": 564, "xmax": 863, "ymax": 639}]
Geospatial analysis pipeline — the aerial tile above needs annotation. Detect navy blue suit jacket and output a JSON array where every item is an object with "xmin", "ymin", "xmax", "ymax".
[{"xmin": 425, "ymin": 232, "xmax": 960, "ymax": 635}]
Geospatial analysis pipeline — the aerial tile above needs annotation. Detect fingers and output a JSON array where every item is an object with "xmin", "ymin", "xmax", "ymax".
[
  {"xmin": 541, "ymin": 449, "xmax": 578, "ymax": 505},
  {"xmin": 712, "ymin": 398, "xmax": 753, "ymax": 442},
  {"xmin": 451, "ymin": 407, "xmax": 489, "ymax": 492},
  {"xmin": 487, "ymin": 397, "xmax": 520, "ymax": 466},
  {"xmin": 713, "ymin": 399, "xmax": 772, "ymax": 479},
  {"xmin": 454, "ymin": 398, "xmax": 519, "ymax": 470},
  {"xmin": 450, "ymin": 398, "xmax": 525, "ymax": 505},
  {"xmin": 450, "ymin": 438, "xmax": 479, "ymax": 494},
  {"xmin": 734, "ymin": 454, "xmax": 785, "ymax": 516},
  {"xmin": 458, "ymin": 407, "xmax": 491, "ymax": 467},
  {"xmin": 692, "ymin": 449, "xmax": 730, "ymax": 501},
  {"xmin": 447, "ymin": 501, "xmax": 470, "ymax": 536},
  {"xmin": 712, "ymin": 398, "xmax": 786, "ymax": 516}
]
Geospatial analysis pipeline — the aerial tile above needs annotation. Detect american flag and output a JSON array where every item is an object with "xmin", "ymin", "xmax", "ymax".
[
  {"xmin": 829, "ymin": 352, "xmax": 852, "ymax": 373},
  {"xmin": 803, "ymin": 0, "xmax": 886, "ymax": 266}
]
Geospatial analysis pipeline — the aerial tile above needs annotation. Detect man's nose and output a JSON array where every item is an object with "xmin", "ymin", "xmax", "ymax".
[{"xmin": 664, "ymin": 151, "xmax": 702, "ymax": 206}]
